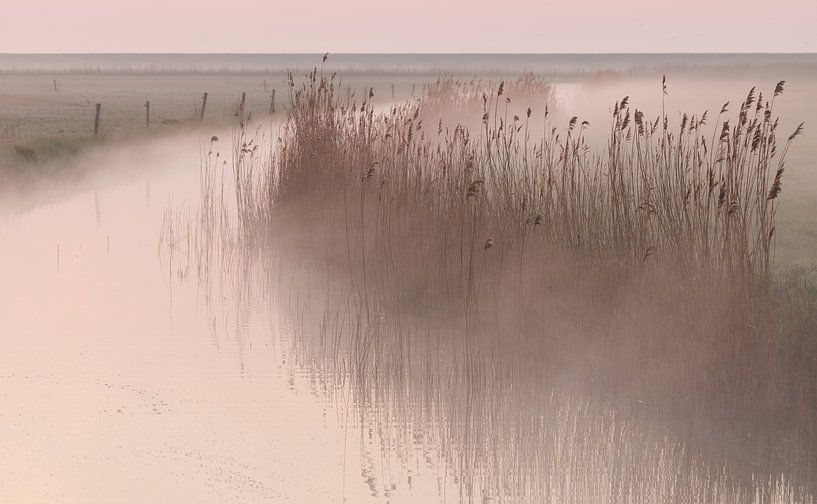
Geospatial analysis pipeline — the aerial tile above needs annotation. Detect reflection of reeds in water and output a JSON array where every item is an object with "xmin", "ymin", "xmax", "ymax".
[{"xmin": 164, "ymin": 69, "xmax": 816, "ymax": 502}]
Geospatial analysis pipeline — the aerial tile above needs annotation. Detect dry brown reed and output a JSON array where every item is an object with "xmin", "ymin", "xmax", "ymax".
[
  {"xmin": 184, "ymin": 69, "xmax": 816, "ymax": 497},
  {"xmin": 239, "ymin": 70, "xmax": 803, "ymax": 299}
]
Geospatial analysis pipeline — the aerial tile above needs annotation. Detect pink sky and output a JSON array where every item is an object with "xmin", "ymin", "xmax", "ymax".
[{"xmin": 2, "ymin": 0, "xmax": 816, "ymax": 53}]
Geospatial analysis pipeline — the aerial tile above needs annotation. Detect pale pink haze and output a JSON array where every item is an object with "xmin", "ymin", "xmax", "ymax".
[{"xmin": 2, "ymin": 0, "xmax": 816, "ymax": 53}]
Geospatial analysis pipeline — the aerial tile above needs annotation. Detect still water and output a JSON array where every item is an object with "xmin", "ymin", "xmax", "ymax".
[{"xmin": 0, "ymin": 133, "xmax": 452, "ymax": 503}]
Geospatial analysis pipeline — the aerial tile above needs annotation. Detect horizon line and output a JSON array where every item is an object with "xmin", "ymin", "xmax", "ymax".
[{"xmin": 2, "ymin": 51, "xmax": 817, "ymax": 56}]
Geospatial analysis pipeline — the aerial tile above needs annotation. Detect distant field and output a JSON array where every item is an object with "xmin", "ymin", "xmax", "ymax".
[
  {"xmin": 0, "ymin": 72, "xmax": 435, "ymax": 175},
  {"xmin": 0, "ymin": 73, "xmax": 287, "ymax": 143}
]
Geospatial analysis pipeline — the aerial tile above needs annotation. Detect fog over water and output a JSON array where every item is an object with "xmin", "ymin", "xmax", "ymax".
[
  {"xmin": 1, "ymin": 55, "xmax": 816, "ymax": 502},
  {"xmin": 1, "ymin": 132, "xmax": 447, "ymax": 503}
]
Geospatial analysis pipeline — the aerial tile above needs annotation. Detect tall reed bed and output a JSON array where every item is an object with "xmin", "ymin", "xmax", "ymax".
[
  {"xmin": 247, "ymin": 71, "xmax": 802, "ymax": 290},
  {"xmin": 178, "ymin": 68, "xmax": 816, "ymax": 496}
]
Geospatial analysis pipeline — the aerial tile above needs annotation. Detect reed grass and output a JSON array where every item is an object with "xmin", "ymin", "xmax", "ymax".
[{"xmin": 172, "ymin": 68, "xmax": 816, "ymax": 499}]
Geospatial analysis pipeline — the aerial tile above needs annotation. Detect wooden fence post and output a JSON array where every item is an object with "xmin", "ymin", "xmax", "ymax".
[
  {"xmin": 269, "ymin": 89, "xmax": 276, "ymax": 115},
  {"xmin": 94, "ymin": 103, "xmax": 101, "ymax": 136},
  {"xmin": 239, "ymin": 92, "xmax": 246, "ymax": 116},
  {"xmin": 145, "ymin": 101, "xmax": 150, "ymax": 128},
  {"xmin": 199, "ymin": 92, "xmax": 208, "ymax": 123},
  {"xmin": 53, "ymin": 80, "xmax": 58, "ymax": 92}
]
